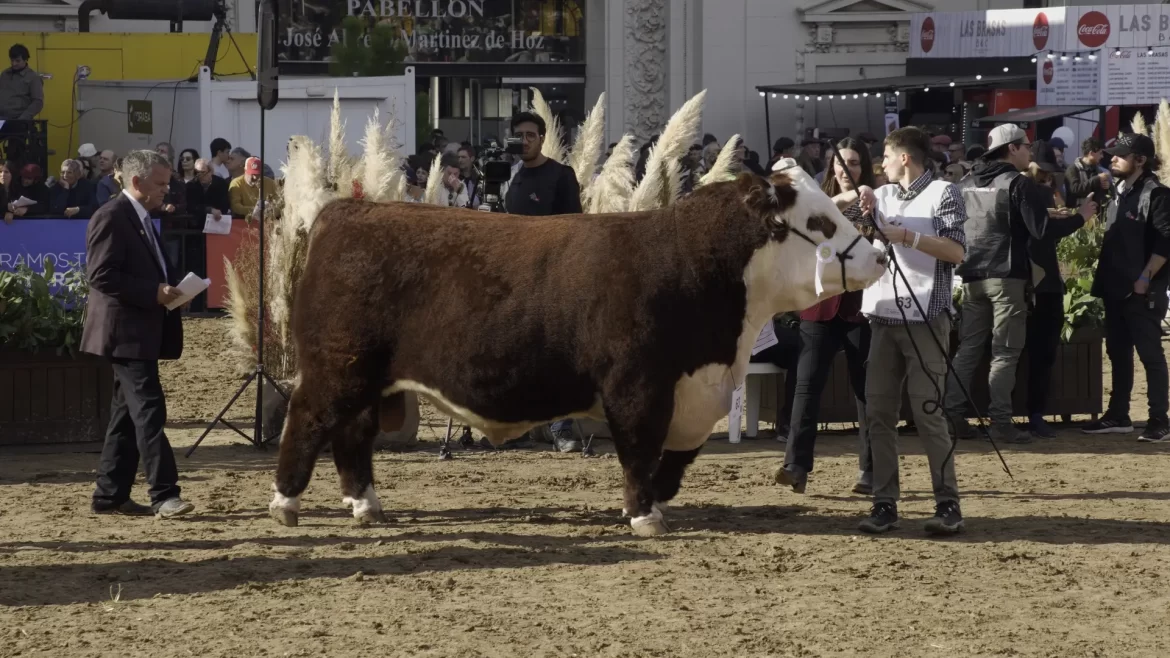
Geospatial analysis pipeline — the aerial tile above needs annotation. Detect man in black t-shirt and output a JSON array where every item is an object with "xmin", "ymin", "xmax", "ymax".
[
  {"xmin": 500, "ymin": 111, "xmax": 584, "ymax": 453},
  {"xmin": 504, "ymin": 111, "xmax": 582, "ymax": 217}
]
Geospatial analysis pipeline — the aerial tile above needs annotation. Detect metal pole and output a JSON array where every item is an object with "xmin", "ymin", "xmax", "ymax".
[
  {"xmin": 255, "ymin": 101, "xmax": 266, "ymax": 446},
  {"xmin": 763, "ymin": 93, "xmax": 772, "ymax": 154}
]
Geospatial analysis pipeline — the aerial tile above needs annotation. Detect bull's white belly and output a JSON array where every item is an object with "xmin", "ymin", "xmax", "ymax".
[
  {"xmin": 381, "ymin": 380, "xmax": 606, "ymax": 444},
  {"xmin": 662, "ymin": 363, "xmax": 737, "ymax": 451}
]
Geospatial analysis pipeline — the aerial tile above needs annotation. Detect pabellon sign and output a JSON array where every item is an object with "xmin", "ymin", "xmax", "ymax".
[
  {"xmin": 277, "ymin": 0, "xmax": 585, "ymax": 64},
  {"xmin": 911, "ymin": 4, "xmax": 1170, "ymax": 59}
]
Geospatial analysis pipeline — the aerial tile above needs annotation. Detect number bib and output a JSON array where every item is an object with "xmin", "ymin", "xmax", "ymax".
[{"xmin": 860, "ymin": 182, "xmax": 949, "ymax": 322}]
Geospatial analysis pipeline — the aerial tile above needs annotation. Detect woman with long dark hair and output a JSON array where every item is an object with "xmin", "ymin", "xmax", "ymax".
[{"xmin": 775, "ymin": 137, "xmax": 878, "ymax": 495}]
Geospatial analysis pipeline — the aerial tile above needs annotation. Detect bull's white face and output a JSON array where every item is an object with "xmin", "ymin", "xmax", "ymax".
[{"xmin": 744, "ymin": 158, "xmax": 886, "ymax": 313}]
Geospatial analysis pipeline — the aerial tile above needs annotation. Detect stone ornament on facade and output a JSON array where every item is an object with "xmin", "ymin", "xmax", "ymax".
[{"xmin": 624, "ymin": 0, "xmax": 668, "ymax": 143}]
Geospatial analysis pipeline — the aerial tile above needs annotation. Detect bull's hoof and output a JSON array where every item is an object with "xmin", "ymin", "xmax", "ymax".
[
  {"xmin": 355, "ymin": 508, "xmax": 389, "ymax": 525},
  {"xmin": 630, "ymin": 506, "xmax": 670, "ymax": 536},
  {"xmin": 270, "ymin": 506, "xmax": 299, "ymax": 527},
  {"xmin": 631, "ymin": 513, "xmax": 670, "ymax": 537}
]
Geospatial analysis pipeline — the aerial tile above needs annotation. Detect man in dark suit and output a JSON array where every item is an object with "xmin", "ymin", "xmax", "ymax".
[{"xmin": 82, "ymin": 149, "xmax": 195, "ymax": 518}]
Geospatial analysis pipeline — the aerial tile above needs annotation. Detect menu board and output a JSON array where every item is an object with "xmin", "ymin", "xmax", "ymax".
[
  {"xmin": 1102, "ymin": 48, "xmax": 1170, "ymax": 105},
  {"xmin": 1036, "ymin": 55, "xmax": 1102, "ymax": 106}
]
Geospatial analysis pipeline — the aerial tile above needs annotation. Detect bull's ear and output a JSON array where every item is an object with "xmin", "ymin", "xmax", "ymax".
[{"xmin": 766, "ymin": 172, "xmax": 799, "ymax": 213}]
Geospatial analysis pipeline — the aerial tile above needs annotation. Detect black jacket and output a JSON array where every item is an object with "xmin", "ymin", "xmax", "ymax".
[
  {"xmin": 503, "ymin": 159, "xmax": 582, "ymax": 216},
  {"xmin": 1029, "ymin": 184, "xmax": 1086, "ymax": 295},
  {"xmin": 1092, "ymin": 171, "xmax": 1170, "ymax": 301},
  {"xmin": 80, "ymin": 194, "xmax": 183, "ymax": 361},
  {"xmin": 959, "ymin": 160, "xmax": 1048, "ymax": 281},
  {"xmin": 47, "ymin": 178, "xmax": 98, "ymax": 219},
  {"xmin": 185, "ymin": 176, "xmax": 232, "ymax": 217}
]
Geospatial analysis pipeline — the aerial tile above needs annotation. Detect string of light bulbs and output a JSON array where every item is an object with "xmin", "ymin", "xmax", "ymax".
[{"xmin": 759, "ymin": 43, "xmax": 1169, "ymax": 102}]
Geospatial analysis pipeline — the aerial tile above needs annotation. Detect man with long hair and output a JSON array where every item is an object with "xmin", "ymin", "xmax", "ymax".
[
  {"xmin": 774, "ymin": 137, "xmax": 876, "ymax": 495},
  {"xmin": 856, "ymin": 127, "xmax": 967, "ymax": 535},
  {"xmin": 1084, "ymin": 133, "xmax": 1170, "ymax": 441}
]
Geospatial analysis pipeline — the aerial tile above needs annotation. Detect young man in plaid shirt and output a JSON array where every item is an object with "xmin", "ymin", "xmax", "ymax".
[{"xmin": 856, "ymin": 127, "xmax": 968, "ymax": 535}]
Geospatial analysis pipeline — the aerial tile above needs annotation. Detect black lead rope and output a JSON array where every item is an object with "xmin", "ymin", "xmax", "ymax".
[{"xmin": 824, "ymin": 149, "xmax": 1013, "ymax": 479}]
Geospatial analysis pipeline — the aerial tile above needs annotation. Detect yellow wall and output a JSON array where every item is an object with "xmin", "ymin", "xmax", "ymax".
[{"xmin": 0, "ymin": 32, "xmax": 257, "ymax": 172}]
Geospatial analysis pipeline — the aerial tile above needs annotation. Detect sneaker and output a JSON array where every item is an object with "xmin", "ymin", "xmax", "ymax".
[
  {"xmin": 851, "ymin": 470, "xmax": 873, "ymax": 495},
  {"xmin": 155, "ymin": 498, "xmax": 195, "ymax": 519},
  {"xmin": 924, "ymin": 500, "xmax": 964, "ymax": 535},
  {"xmin": 773, "ymin": 463, "xmax": 807, "ymax": 494},
  {"xmin": 1138, "ymin": 420, "xmax": 1170, "ymax": 443},
  {"xmin": 551, "ymin": 427, "xmax": 582, "ymax": 453},
  {"xmin": 1082, "ymin": 416, "xmax": 1134, "ymax": 435},
  {"xmin": 859, "ymin": 502, "xmax": 899, "ymax": 534},
  {"xmin": 1029, "ymin": 414, "xmax": 1057, "ymax": 439},
  {"xmin": 989, "ymin": 422, "xmax": 1032, "ymax": 444}
]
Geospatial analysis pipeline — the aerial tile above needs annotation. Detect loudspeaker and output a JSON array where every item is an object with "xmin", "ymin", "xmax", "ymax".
[{"xmin": 257, "ymin": 0, "xmax": 279, "ymax": 109}]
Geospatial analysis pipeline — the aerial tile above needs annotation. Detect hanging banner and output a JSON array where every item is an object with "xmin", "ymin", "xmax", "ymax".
[
  {"xmin": 1101, "ymin": 48, "xmax": 1170, "ymax": 106},
  {"xmin": 911, "ymin": 4, "xmax": 1170, "ymax": 59},
  {"xmin": 1036, "ymin": 54, "xmax": 1101, "ymax": 106}
]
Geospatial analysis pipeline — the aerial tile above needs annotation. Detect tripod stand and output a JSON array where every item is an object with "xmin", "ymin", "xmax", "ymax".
[{"xmin": 186, "ymin": 62, "xmax": 285, "ymax": 458}]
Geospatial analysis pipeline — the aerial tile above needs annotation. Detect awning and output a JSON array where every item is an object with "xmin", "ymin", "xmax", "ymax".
[
  {"xmin": 977, "ymin": 105, "xmax": 1100, "ymax": 125},
  {"xmin": 756, "ymin": 72, "xmax": 1034, "ymax": 96}
]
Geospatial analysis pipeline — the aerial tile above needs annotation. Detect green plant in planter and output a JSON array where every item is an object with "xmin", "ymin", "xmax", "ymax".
[
  {"xmin": 0, "ymin": 258, "xmax": 89, "ymax": 356},
  {"xmin": 1056, "ymin": 219, "xmax": 1106, "ymax": 342}
]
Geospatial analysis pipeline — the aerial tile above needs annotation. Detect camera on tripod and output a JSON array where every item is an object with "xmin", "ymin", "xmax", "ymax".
[{"xmin": 476, "ymin": 137, "xmax": 523, "ymax": 212}]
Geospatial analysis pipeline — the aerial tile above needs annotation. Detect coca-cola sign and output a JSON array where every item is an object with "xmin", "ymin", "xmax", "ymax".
[
  {"xmin": 1042, "ymin": 60, "xmax": 1054, "ymax": 84},
  {"xmin": 1032, "ymin": 12, "xmax": 1050, "ymax": 51},
  {"xmin": 920, "ymin": 16, "xmax": 935, "ymax": 53},
  {"xmin": 1077, "ymin": 10, "xmax": 1110, "ymax": 48}
]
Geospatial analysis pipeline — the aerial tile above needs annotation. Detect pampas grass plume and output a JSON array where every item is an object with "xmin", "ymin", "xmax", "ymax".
[
  {"xmin": 530, "ymin": 87, "xmax": 567, "ymax": 164},
  {"xmin": 588, "ymin": 134, "xmax": 637, "ymax": 214},
  {"xmin": 629, "ymin": 90, "xmax": 707, "ymax": 211},
  {"xmin": 570, "ymin": 92, "xmax": 606, "ymax": 196},
  {"xmin": 698, "ymin": 134, "xmax": 742, "ymax": 188}
]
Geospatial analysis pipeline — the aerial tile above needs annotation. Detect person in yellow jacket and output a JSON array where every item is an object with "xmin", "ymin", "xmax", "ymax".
[{"xmin": 229, "ymin": 156, "xmax": 277, "ymax": 220}]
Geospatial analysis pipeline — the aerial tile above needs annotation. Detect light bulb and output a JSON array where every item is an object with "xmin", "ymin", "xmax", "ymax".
[
  {"xmin": 817, "ymin": 96, "xmax": 822, "ymax": 101},
  {"xmin": 1060, "ymin": 53, "xmax": 1068, "ymax": 61},
  {"xmin": 759, "ymin": 91, "xmax": 765, "ymax": 97},
  {"xmin": 853, "ymin": 94, "xmax": 858, "ymax": 99},
  {"xmin": 1003, "ymin": 66, "xmax": 1010, "ymax": 72},
  {"xmin": 894, "ymin": 90, "xmax": 900, "ymax": 96},
  {"xmin": 863, "ymin": 92, "xmax": 869, "ymax": 97},
  {"xmin": 1089, "ymin": 52, "xmax": 1097, "ymax": 60},
  {"xmin": 924, "ymin": 87, "xmax": 930, "ymax": 92},
  {"xmin": 949, "ymin": 81, "xmax": 955, "ymax": 87},
  {"xmin": 804, "ymin": 96, "xmax": 810, "ymax": 101},
  {"xmin": 783, "ymin": 94, "xmax": 789, "ymax": 99},
  {"xmin": 1031, "ymin": 57, "xmax": 1037, "ymax": 63},
  {"xmin": 976, "ymin": 74, "xmax": 983, "ymax": 80}
]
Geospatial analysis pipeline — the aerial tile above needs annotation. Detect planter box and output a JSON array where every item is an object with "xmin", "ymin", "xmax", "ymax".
[
  {"xmin": 755, "ymin": 327, "xmax": 1104, "ymax": 425},
  {"xmin": 0, "ymin": 349, "xmax": 112, "ymax": 446}
]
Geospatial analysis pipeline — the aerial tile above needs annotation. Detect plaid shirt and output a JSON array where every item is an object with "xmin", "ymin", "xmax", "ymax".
[{"xmin": 870, "ymin": 170, "xmax": 967, "ymax": 325}]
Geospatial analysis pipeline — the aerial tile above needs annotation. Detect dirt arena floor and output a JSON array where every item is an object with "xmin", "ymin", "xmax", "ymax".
[{"xmin": 3, "ymin": 318, "xmax": 1170, "ymax": 657}]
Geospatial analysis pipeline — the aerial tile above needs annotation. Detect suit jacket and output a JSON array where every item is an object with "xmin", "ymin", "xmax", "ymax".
[{"xmin": 81, "ymin": 194, "xmax": 184, "ymax": 361}]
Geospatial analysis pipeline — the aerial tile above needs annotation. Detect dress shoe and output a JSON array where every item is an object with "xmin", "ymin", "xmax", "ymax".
[{"xmin": 92, "ymin": 499, "xmax": 154, "ymax": 516}]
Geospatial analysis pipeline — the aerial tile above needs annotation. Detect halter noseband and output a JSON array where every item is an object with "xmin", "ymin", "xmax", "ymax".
[{"xmin": 787, "ymin": 226, "xmax": 865, "ymax": 294}]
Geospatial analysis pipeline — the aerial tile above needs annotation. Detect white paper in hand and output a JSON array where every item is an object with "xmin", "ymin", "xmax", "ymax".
[
  {"xmin": 728, "ymin": 384, "xmax": 745, "ymax": 444},
  {"xmin": 165, "ymin": 272, "xmax": 211, "ymax": 310},
  {"xmin": 752, "ymin": 320, "xmax": 779, "ymax": 355},
  {"xmin": 203, "ymin": 213, "xmax": 232, "ymax": 235},
  {"xmin": 11, "ymin": 196, "xmax": 37, "ymax": 209}
]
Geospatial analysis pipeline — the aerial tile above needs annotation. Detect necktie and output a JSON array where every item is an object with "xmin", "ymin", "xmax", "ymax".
[{"xmin": 143, "ymin": 217, "xmax": 167, "ymax": 277}]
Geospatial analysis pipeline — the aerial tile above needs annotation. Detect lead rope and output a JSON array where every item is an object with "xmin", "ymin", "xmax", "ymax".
[{"xmin": 828, "ymin": 149, "xmax": 1012, "ymax": 479}]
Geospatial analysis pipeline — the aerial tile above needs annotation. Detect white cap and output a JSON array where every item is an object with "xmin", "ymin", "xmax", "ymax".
[
  {"xmin": 77, "ymin": 143, "xmax": 97, "ymax": 158},
  {"xmin": 986, "ymin": 124, "xmax": 1029, "ymax": 154}
]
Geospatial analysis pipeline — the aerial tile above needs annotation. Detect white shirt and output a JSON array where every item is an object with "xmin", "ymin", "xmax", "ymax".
[
  {"xmin": 214, "ymin": 161, "xmax": 230, "ymax": 180},
  {"xmin": 123, "ymin": 189, "xmax": 166, "ymax": 277}
]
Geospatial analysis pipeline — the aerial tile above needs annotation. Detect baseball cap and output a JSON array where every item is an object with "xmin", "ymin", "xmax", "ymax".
[
  {"xmin": 1104, "ymin": 132, "xmax": 1156, "ymax": 159},
  {"xmin": 245, "ymin": 156, "xmax": 262, "ymax": 175},
  {"xmin": 1030, "ymin": 140, "xmax": 1059, "ymax": 173},
  {"xmin": 986, "ymin": 123, "xmax": 1029, "ymax": 154},
  {"xmin": 78, "ymin": 143, "xmax": 97, "ymax": 158}
]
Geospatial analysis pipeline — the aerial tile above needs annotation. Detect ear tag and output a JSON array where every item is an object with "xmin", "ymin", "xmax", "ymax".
[{"xmin": 814, "ymin": 241, "xmax": 836, "ymax": 296}]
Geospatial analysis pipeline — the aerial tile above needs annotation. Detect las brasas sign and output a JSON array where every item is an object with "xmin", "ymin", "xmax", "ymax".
[
  {"xmin": 278, "ymin": 0, "xmax": 584, "ymax": 64},
  {"xmin": 911, "ymin": 4, "xmax": 1170, "ymax": 59}
]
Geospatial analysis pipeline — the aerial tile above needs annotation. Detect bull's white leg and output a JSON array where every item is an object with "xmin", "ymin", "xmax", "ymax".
[
  {"xmin": 269, "ymin": 484, "xmax": 301, "ymax": 527},
  {"xmin": 630, "ymin": 505, "xmax": 670, "ymax": 537},
  {"xmin": 343, "ymin": 485, "xmax": 387, "ymax": 525},
  {"xmin": 622, "ymin": 502, "xmax": 669, "ymax": 518}
]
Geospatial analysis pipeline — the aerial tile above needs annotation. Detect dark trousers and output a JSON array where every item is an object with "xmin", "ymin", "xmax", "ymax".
[
  {"xmin": 1026, "ymin": 293, "xmax": 1065, "ymax": 416},
  {"xmin": 784, "ymin": 318, "xmax": 871, "ymax": 473},
  {"xmin": 1104, "ymin": 294, "xmax": 1170, "ymax": 423},
  {"xmin": 751, "ymin": 320, "xmax": 801, "ymax": 426},
  {"xmin": 93, "ymin": 358, "xmax": 181, "ymax": 509}
]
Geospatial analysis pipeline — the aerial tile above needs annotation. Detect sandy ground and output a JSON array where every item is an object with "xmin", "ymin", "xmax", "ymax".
[{"xmin": 3, "ymin": 318, "xmax": 1170, "ymax": 657}]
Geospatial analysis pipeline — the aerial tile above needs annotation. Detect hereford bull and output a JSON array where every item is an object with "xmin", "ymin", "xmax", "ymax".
[{"xmin": 269, "ymin": 163, "xmax": 886, "ymax": 535}]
